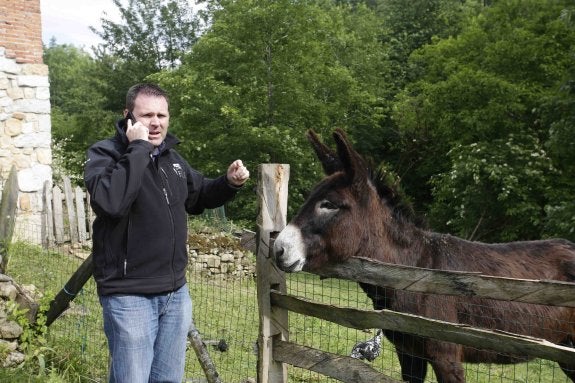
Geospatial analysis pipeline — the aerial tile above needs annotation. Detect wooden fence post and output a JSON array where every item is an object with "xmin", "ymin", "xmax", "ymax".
[
  {"xmin": 43, "ymin": 181, "xmax": 54, "ymax": 248},
  {"xmin": 74, "ymin": 185, "xmax": 88, "ymax": 244},
  {"xmin": 63, "ymin": 177, "xmax": 79, "ymax": 244},
  {"xmin": 0, "ymin": 166, "xmax": 18, "ymax": 273},
  {"xmin": 45, "ymin": 253, "xmax": 94, "ymax": 326},
  {"xmin": 256, "ymin": 164, "xmax": 290, "ymax": 383},
  {"xmin": 52, "ymin": 185, "xmax": 65, "ymax": 243}
]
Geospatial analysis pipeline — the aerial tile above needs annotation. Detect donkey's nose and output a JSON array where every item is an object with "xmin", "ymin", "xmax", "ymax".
[{"xmin": 275, "ymin": 246, "xmax": 284, "ymax": 257}]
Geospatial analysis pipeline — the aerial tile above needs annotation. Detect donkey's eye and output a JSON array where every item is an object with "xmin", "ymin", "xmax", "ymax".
[{"xmin": 319, "ymin": 200, "xmax": 338, "ymax": 211}]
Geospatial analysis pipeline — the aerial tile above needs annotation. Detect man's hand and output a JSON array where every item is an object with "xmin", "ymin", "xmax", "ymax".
[
  {"xmin": 126, "ymin": 119, "xmax": 149, "ymax": 142},
  {"xmin": 227, "ymin": 160, "xmax": 249, "ymax": 186}
]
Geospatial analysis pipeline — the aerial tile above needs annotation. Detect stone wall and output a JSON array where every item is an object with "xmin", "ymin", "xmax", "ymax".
[
  {"xmin": 188, "ymin": 231, "xmax": 256, "ymax": 278},
  {"xmin": 0, "ymin": 0, "xmax": 52, "ymax": 244},
  {"xmin": 190, "ymin": 246, "xmax": 256, "ymax": 278},
  {"xmin": 0, "ymin": 274, "xmax": 38, "ymax": 367}
]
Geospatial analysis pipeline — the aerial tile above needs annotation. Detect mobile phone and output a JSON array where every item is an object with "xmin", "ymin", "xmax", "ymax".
[{"xmin": 125, "ymin": 111, "xmax": 137, "ymax": 126}]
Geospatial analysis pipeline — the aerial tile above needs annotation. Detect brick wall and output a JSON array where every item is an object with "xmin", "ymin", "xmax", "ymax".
[{"xmin": 0, "ymin": 0, "xmax": 44, "ymax": 64}]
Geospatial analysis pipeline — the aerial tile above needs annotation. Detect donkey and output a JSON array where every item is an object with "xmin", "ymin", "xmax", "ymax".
[{"xmin": 273, "ymin": 129, "xmax": 575, "ymax": 383}]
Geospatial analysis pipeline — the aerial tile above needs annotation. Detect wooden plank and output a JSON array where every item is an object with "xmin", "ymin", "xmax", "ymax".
[
  {"xmin": 43, "ymin": 181, "xmax": 54, "ymax": 248},
  {"xmin": 63, "ymin": 177, "xmax": 79, "ymax": 244},
  {"xmin": 256, "ymin": 164, "xmax": 290, "ymax": 232},
  {"xmin": 86, "ymin": 191, "xmax": 94, "ymax": 239},
  {"xmin": 316, "ymin": 257, "xmax": 575, "ymax": 308},
  {"xmin": 0, "ymin": 165, "xmax": 18, "ymax": 273},
  {"xmin": 188, "ymin": 328, "xmax": 222, "ymax": 383},
  {"xmin": 273, "ymin": 339, "xmax": 401, "ymax": 383},
  {"xmin": 271, "ymin": 291, "xmax": 575, "ymax": 366},
  {"xmin": 44, "ymin": 181, "xmax": 93, "ymax": 245},
  {"xmin": 257, "ymin": 164, "xmax": 290, "ymax": 383},
  {"xmin": 75, "ymin": 186, "xmax": 87, "ymax": 244},
  {"xmin": 52, "ymin": 186, "xmax": 65, "ymax": 243},
  {"xmin": 46, "ymin": 254, "xmax": 94, "ymax": 326}
]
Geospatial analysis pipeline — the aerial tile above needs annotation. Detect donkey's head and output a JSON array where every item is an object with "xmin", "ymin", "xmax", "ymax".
[{"xmin": 274, "ymin": 129, "xmax": 400, "ymax": 273}]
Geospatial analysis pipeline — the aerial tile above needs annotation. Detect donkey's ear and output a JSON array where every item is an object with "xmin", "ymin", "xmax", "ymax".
[
  {"xmin": 307, "ymin": 129, "xmax": 343, "ymax": 175},
  {"xmin": 332, "ymin": 128, "xmax": 369, "ymax": 188}
]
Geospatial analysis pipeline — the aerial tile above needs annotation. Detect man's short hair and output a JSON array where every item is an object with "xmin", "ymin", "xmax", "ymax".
[{"xmin": 126, "ymin": 83, "xmax": 169, "ymax": 111}]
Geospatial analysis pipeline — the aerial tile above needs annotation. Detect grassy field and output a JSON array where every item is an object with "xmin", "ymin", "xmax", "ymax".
[{"xmin": 2, "ymin": 241, "xmax": 571, "ymax": 382}]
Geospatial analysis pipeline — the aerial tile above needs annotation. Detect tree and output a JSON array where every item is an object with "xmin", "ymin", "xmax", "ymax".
[
  {"xmin": 542, "ymin": 6, "xmax": 575, "ymax": 240},
  {"xmin": 44, "ymin": 43, "xmax": 115, "ymax": 183},
  {"xmin": 90, "ymin": 0, "xmax": 202, "ymax": 112},
  {"xmin": 350, "ymin": 0, "xmax": 485, "ymax": 183},
  {"xmin": 153, "ymin": 0, "xmax": 390, "ymax": 222},
  {"xmin": 378, "ymin": 0, "xmax": 484, "ymax": 91},
  {"xmin": 392, "ymin": 0, "xmax": 575, "ymax": 241},
  {"xmin": 43, "ymin": 41, "xmax": 105, "ymax": 115},
  {"xmin": 430, "ymin": 134, "xmax": 555, "ymax": 241}
]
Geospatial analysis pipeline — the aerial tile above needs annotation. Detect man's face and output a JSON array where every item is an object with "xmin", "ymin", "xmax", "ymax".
[{"xmin": 131, "ymin": 94, "xmax": 170, "ymax": 147}]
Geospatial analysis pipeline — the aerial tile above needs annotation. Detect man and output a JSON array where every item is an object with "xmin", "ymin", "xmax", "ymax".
[{"xmin": 84, "ymin": 83, "xmax": 249, "ymax": 382}]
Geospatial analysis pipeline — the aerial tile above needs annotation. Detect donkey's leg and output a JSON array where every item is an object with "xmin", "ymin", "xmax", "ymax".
[
  {"xmin": 384, "ymin": 329, "xmax": 428, "ymax": 383},
  {"xmin": 561, "ymin": 366, "xmax": 575, "ymax": 383},
  {"xmin": 427, "ymin": 341, "xmax": 466, "ymax": 383},
  {"xmin": 559, "ymin": 337, "xmax": 575, "ymax": 382},
  {"xmin": 397, "ymin": 351, "xmax": 427, "ymax": 383}
]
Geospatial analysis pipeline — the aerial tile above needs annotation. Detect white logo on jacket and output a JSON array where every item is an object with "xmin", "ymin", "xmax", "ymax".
[{"xmin": 172, "ymin": 163, "xmax": 185, "ymax": 178}]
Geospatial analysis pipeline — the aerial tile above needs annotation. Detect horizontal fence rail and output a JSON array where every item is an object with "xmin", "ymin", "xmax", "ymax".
[
  {"xmin": 270, "ymin": 290, "xmax": 575, "ymax": 366},
  {"xmin": 272, "ymin": 338, "xmax": 395, "ymax": 383},
  {"xmin": 315, "ymin": 257, "xmax": 575, "ymax": 308},
  {"xmin": 256, "ymin": 163, "xmax": 575, "ymax": 383}
]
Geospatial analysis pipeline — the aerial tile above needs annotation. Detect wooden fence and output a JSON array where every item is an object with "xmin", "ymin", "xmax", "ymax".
[
  {"xmin": 255, "ymin": 164, "xmax": 575, "ymax": 383},
  {"xmin": 0, "ymin": 166, "xmax": 18, "ymax": 273},
  {"xmin": 43, "ymin": 177, "xmax": 93, "ymax": 248}
]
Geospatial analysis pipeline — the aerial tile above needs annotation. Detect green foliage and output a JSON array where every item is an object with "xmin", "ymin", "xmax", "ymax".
[
  {"xmin": 45, "ymin": 0, "xmax": 203, "ymax": 184},
  {"xmin": 50, "ymin": 108, "xmax": 117, "ymax": 185},
  {"xmin": 431, "ymin": 134, "xmax": 556, "ymax": 241},
  {"xmin": 541, "ymin": 7, "xmax": 575, "ymax": 240},
  {"xmin": 42, "ymin": 44, "xmax": 105, "ymax": 115},
  {"xmin": 153, "ymin": 0, "xmax": 391, "ymax": 221},
  {"xmin": 376, "ymin": 0, "xmax": 484, "ymax": 95},
  {"xmin": 45, "ymin": 0, "xmax": 575, "ymax": 241},
  {"xmin": 91, "ymin": 0, "xmax": 201, "ymax": 111},
  {"xmin": 43, "ymin": 44, "xmax": 117, "ymax": 184},
  {"xmin": 392, "ymin": 0, "xmax": 575, "ymax": 241},
  {"xmin": 6, "ymin": 293, "xmax": 54, "ymax": 376},
  {"xmin": 5, "ymin": 243, "xmax": 108, "ymax": 381},
  {"xmin": 92, "ymin": 0, "xmax": 200, "ymax": 69}
]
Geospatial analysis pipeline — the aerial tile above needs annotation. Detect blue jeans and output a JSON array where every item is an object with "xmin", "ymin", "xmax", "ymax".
[{"xmin": 99, "ymin": 284, "xmax": 193, "ymax": 383}]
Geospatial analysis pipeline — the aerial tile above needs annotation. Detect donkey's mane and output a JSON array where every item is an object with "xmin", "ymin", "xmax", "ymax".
[
  {"xmin": 369, "ymin": 164, "xmax": 427, "ymax": 229},
  {"xmin": 312, "ymin": 127, "xmax": 426, "ymax": 229}
]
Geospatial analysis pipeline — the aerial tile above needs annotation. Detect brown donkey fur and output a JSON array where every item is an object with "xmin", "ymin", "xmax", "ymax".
[{"xmin": 274, "ymin": 129, "xmax": 575, "ymax": 383}]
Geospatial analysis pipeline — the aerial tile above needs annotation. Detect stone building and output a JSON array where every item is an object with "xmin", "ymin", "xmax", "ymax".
[{"xmin": 0, "ymin": 0, "xmax": 52, "ymax": 243}]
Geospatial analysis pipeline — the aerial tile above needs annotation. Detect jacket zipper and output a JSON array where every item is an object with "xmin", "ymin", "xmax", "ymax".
[
  {"xmin": 162, "ymin": 188, "xmax": 170, "ymax": 205},
  {"xmin": 160, "ymin": 168, "xmax": 173, "ymax": 205},
  {"xmin": 123, "ymin": 217, "xmax": 132, "ymax": 277},
  {"xmin": 159, "ymin": 165, "xmax": 177, "ymax": 289}
]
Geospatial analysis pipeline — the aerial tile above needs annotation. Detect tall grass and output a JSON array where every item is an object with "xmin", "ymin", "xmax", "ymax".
[{"xmin": 4, "ymin": 241, "xmax": 571, "ymax": 382}]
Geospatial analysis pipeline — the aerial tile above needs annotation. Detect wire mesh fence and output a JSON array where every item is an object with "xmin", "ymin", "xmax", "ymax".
[
  {"xmin": 285, "ymin": 274, "xmax": 574, "ymax": 383},
  {"xmin": 4, "ymin": 220, "xmax": 574, "ymax": 383}
]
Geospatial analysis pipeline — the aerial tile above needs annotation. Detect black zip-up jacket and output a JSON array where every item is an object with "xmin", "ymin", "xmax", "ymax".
[{"xmin": 84, "ymin": 120, "xmax": 240, "ymax": 295}]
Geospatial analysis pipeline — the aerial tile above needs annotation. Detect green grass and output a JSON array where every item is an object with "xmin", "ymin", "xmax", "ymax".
[{"xmin": 3, "ymin": 241, "xmax": 572, "ymax": 382}]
